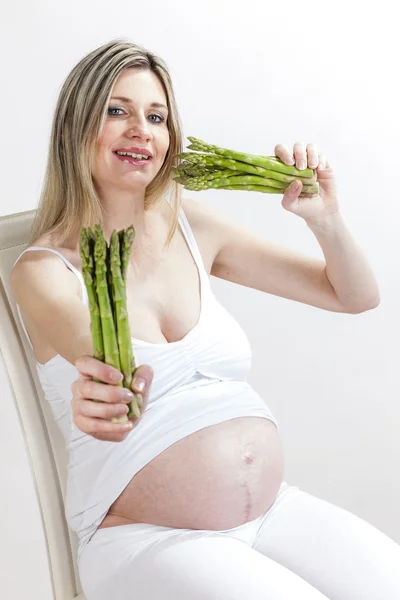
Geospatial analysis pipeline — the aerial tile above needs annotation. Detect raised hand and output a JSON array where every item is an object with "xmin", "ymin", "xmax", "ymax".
[{"xmin": 274, "ymin": 141, "xmax": 340, "ymax": 225}]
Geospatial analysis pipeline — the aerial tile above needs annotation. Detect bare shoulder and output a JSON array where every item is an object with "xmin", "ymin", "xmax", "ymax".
[
  {"xmin": 10, "ymin": 241, "xmax": 92, "ymax": 365},
  {"xmin": 181, "ymin": 196, "xmax": 223, "ymax": 230},
  {"xmin": 180, "ymin": 195, "xmax": 229, "ymax": 242},
  {"xmin": 10, "ymin": 242, "xmax": 81, "ymax": 304},
  {"xmin": 180, "ymin": 196, "xmax": 226, "ymax": 270}
]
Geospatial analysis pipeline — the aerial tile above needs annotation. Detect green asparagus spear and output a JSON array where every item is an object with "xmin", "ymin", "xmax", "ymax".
[
  {"xmin": 106, "ymin": 242, "xmax": 116, "ymax": 325},
  {"xmin": 175, "ymin": 174, "xmax": 319, "ymax": 195},
  {"xmin": 173, "ymin": 175, "xmax": 281, "ymax": 191},
  {"xmin": 218, "ymin": 184, "xmax": 309, "ymax": 194},
  {"xmin": 176, "ymin": 152, "xmax": 277, "ymax": 177},
  {"xmin": 186, "ymin": 174, "xmax": 285, "ymax": 190},
  {"xmin": 174, "ymin": 163, "xmax": 316, "ymax": 186},
  {"xmin": 118, "ymin": 231, "xmax": 124, "ymax": 282},
  {"xmin": 93, "ymin": 225, "xmax": 129, "ymax": 424},
  {"xmin": 93, "ymin": 225, "xmax": 122, "ymax": 374},
  {"xmin": 79, "ymin": 227, "xmax": 104, "ymax": 364},
  {"xmin": 174, "ymin": 165, "xmax": 225, "ymax": 181},
  {"xmin": 120, "ymin": 226, "xmax": 135, "ymax": 282},
  {"xmin": 118, "ymin": 226, "xmax": 143, "ymax": 411},
  {"xmin": 79, "ymin": 227, "xmax": 107, "ymax": 401},
  {"xmin": 110, "ymin": 230, "xmax": 141, "ymax": 419}
]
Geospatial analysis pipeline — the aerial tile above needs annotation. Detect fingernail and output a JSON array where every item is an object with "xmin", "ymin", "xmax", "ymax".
[
  {"xmin": 110, "ymin": 371, "xmax": 123, "ymax": 382},
  {"xmin": 286, "ymin": 156, "xmax": 295, "ymax": 165},
  {"xmin": 132, "ymin": 377, "xmax": 146, "ymax": 392},
  {"xmin": 298, "ymin": 160, "xmax": 306, "ymax": 170},
  {"xmin": 317, "ymin": 164, "xmax": 324, "ymax": 171}
]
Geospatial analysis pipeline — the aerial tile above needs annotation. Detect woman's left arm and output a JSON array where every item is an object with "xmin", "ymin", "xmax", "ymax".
[{"xmin": 183, "ymin": 141, "xmax": 380, "ymax": 314}]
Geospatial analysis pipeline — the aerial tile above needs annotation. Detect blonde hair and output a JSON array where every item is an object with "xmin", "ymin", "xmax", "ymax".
[{"xmin": 29, "ymin": 38, "xmax": 184, "ymax": 249}]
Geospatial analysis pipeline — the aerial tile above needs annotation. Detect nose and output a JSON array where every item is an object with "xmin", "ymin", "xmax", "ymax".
[{"xmin": 126, "ymin": 116, "xmax": 153, "ymax": 142}]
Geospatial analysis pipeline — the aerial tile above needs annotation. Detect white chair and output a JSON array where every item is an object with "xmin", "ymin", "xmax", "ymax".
[{"xmin": 0, "ymin": 209, "xmax": 85, "ymax": 600}]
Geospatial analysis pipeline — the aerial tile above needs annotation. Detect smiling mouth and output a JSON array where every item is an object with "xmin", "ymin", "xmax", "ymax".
[
  {"xmin": 113, "ymin": 152, "xmax": 153, "ymax": 165},
  {"xmin": 114, "ymin": 151, "xmax": 152, "ymax": 160}
]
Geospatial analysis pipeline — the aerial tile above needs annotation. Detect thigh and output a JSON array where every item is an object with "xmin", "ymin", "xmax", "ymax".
[
  {"xmin": 253, "ymin": 485, "xmax": 400, "ymax": 600},
  {"xmin": 79, "ymin": 522, "xmax": 330, "ymax": 600}
]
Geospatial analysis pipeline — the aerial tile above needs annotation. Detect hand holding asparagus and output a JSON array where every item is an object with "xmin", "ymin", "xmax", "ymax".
[{"xmin": 71, "ymin": 356, "xmax": 153, "ymax": 442}]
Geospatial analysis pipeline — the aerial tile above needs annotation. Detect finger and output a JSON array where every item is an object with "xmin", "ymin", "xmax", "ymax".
[
  {"xmin": 75, "ymin": 354, "xmax": 123, "ymax": 385},
  {"xmin": 293, "ymin": 141, "xmax": 308, "ymax": 170},
  {"xmin": 93, "ymin": 431, "xmax": 131, "ymax": 443},
  {"xmin": 306, "ymin": 143, "xmax": 319, "ymax": 169},
  {"xmin": 74, "ymin": 414, "xmax": 133, "ymax": 436},
  {"xmin": 130, "ymin": 365, "xmax": 154, "ymax": 413},
  {"xmin": 283, "ymin": 178, "xmax": 302, "ymax": 201},
  {"xmin": 317, "ymin": 153, "xmax": 330, "ymax": 172},
  {"xmin": 79, "ymin": 379, "xmax": 134, "ymax": 404},
  {"xmin": 131, "ymin": 364, "xmax": 154, "ymax": 395},
  {"xmin": 77, "ymin": 396, "xmax": 129, "ymax": 420},
  {"xmin": 274, "ymin": 143, "xmax": 294, "ymax": 166}
]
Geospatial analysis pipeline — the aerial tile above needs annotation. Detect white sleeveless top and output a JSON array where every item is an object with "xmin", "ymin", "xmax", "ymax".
[{"xmin": 13, "ymin": 206, "xmax": 278, "ymax": 562}]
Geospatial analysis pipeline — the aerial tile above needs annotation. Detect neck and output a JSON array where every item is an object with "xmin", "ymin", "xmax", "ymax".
[
  {"xmin": 100, "ymin": 198, "xmax": 150, "ymax": 246},
  {"xmin": 96, "ymin": 184, "xmax": 151, "ymax": 245},
  {"xmin": 64, "ymin": 192, "xmax": 159, "ymax": 254}
]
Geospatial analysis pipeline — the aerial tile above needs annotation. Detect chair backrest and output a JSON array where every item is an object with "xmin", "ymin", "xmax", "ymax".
[{"xmin": 0, "ymin": 209, "xmax": 84, "ymax": 600}]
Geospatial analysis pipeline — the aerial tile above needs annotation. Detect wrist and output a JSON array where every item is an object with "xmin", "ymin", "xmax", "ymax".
[{"xmin": 305, "ymin": 210, "xmax": 342, "ymax": 232}]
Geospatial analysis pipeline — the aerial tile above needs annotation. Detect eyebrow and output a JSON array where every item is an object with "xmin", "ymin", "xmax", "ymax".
[{"xmin": 110, "ymin": 96, "xmax": 168, "ymax": 111}]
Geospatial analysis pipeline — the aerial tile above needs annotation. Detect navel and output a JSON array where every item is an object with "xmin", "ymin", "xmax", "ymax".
[{"xmin": 243, "ymin": 451, "xmax": 255, "ymax": 464}]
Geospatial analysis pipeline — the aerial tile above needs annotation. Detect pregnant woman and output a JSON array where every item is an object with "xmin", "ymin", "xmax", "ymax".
[{"xmin": 11, "ymin": 39, "xmax": 399, "ymax": 599}]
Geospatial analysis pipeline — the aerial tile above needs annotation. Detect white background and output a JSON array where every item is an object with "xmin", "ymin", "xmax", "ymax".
[{"xmin": 1, "ymin": 1, "xmax": 399, "ymax": 597}]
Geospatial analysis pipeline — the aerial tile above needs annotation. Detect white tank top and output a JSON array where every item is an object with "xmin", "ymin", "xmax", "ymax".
[{"xmin": 13, "ymin": 206, "xmax": 278, "ymax": 562}]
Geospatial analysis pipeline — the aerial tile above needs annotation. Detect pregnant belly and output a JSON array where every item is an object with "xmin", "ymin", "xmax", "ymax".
[{"xmin": 99, "ymin": 417, "xmax": 285, "ymax": 531}]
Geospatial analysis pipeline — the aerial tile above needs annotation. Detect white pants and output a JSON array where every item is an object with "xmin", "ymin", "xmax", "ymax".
[{"xmin": 78, "ymin": 482, "xmax": 400, "ymax": 599}]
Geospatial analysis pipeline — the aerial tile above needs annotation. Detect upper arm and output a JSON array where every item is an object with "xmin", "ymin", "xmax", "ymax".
[
  {"xmin": 182, "ymin": 196, "xmax": 347, "ymax": 313},
  {"xmin": 10, "ymin": 252, "xmax": 93, "ymax": 365}
]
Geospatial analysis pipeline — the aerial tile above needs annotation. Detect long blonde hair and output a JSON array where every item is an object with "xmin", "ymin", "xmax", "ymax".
[{"xmin": 29, "ymin": 38, "xmax": 184, "ymax": 249}]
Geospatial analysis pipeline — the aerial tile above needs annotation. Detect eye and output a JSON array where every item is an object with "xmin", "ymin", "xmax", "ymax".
[
  {"xmin": 149, "ymin": 114, "xmax": 165, "ymax": 124},
  {"xmin": 107, "ymin": 108, "xmax": 166, "ymax": 123},
  {"xmin": 108, "ymin": 107, "xmax": 124, "ymax": 116}
]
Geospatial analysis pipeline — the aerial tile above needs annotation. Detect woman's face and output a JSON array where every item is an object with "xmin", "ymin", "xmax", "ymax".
[{"xmin": 92, "ymin": 68, "xmax": 170, "ymax": 193}]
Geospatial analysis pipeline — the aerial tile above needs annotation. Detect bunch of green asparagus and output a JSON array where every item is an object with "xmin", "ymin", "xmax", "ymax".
[
  {"xmin": 79, "ymin": 224, "xmax": 142, "ymax": 422},
  {"xmin": 173, "ymin": 137, "xmax": 319, "ymax": 197}
]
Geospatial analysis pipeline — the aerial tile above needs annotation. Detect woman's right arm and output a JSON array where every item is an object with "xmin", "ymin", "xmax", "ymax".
[{"xmin": 10, "ymin": 252, "xmax": 153, "ymax": 442}]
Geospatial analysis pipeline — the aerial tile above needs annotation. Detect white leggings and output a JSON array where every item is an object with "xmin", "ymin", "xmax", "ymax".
[{"xmin": 78, "ymin": 482, "xmax": 400, "ymax": 599}]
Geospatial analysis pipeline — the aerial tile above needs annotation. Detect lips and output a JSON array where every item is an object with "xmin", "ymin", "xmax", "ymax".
[
  {"xmin": 113, "ymin": 152, "xmax": 153, "ymax": 166},
  {"xmin": 114, "ymin": 148, "xmax": 153, "ymax": 158}
]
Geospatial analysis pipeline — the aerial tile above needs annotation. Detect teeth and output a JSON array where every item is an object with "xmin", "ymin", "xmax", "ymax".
[{"xmin": 116, "ymin": 151, "xmax": 150, "ymax": 160}]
